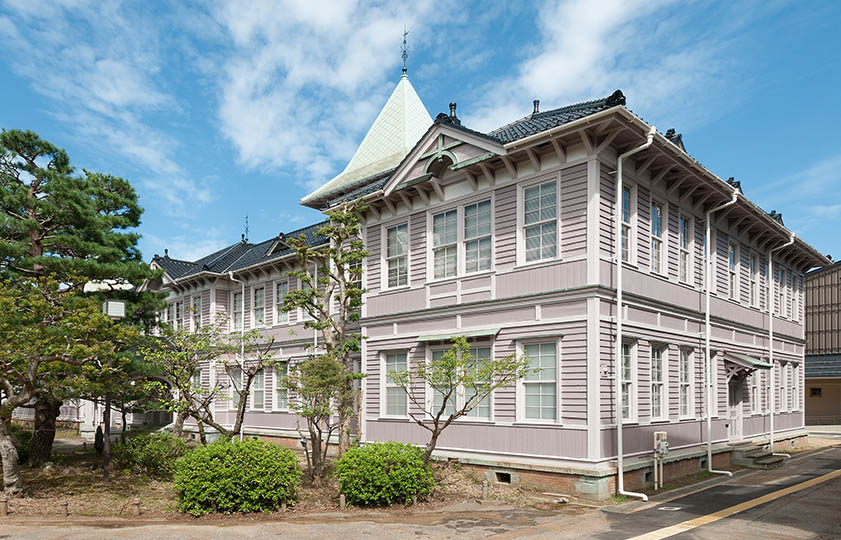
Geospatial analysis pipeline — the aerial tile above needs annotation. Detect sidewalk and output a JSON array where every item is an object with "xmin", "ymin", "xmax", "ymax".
[{"xmin": 807, "ymin": 425, "xmax": 841, "ymax": 436}]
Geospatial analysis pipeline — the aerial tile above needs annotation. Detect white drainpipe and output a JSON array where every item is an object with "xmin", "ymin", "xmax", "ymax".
[
  {"xmin": 228, "ymin": 271, "xmax": 246, "ymax": 442},
  {"xmin": 614, "ymin": 125, "xmax": 656, "ymax": 502},
  {"xmin": 767, "ymin": 233, "xmax": 795, "ymax": 457},
  {"xmin": 704, "ymin": 190, "xmax": 738, "ymax": 477}
]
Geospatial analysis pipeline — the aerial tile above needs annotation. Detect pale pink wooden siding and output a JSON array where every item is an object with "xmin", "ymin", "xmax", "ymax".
[
  {"xmin": 598, "ymin": 166, "xmax": 614, "ymax": 257},
  {"xmin": 366, "ymin": 224, "xmax": 381, "ymax": 294},
  {"xmin": 560, "ymin": 163, "xmax": 587, "ymax": 258},
  {"xmin": 637, "ymin": 185, "xmax": 651, "ymax": 268},
  {"xmin": 409, "ymin": 212, "xmax": 426, "ymax": 286},
  {"xmin": 494, "ymin": 184, "xmax": 517, "ymax": 267},
  {"xmin": 667, "ymin": 205, "xmax": 679, "ymax": 280}
]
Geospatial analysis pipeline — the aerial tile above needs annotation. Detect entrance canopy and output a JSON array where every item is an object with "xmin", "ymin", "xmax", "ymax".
[{"xmin": 724, "ymin": 353, "xmax": 771, "ymax": 382}]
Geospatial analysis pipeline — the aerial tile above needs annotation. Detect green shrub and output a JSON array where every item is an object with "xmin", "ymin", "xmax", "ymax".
[
  {"xmin": 112, "ymin": 433, "xmax": 189, "ymax": 479},
  {"xmin": 173, "ymin": 438, "xmax": 301, "ymax": 516},
  {"xmin": 11, "ymin": 424, "xmax": 32, "ymax": 465},
  {"xmin": 336, "ymin": 442, "xmax": 435, "ymax": 506}
]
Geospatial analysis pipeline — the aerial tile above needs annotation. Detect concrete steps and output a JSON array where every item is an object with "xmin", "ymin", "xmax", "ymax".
[{"xmin": 731, "ymin": 442, "xmax": 787, "ymax": 469}]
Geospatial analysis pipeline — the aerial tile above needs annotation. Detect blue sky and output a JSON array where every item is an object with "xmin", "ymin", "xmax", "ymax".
[{"xmin": 1, "ymin": 0, "xmax": 839, "ymax": 262}]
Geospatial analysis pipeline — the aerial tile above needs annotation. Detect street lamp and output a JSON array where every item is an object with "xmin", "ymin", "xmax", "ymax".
[{"xmin": 101, "ymin": 298, "xmax": 125, "ymax": 484}]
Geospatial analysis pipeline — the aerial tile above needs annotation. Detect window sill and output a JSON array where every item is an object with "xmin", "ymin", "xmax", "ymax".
[
  {"xmin": 512, "ymin": 420, "xmax": 562, "ymax": 428},
  {"xmin": 650, "ymin": 418, "xmax": 670, "ymax": 424},
  {"xmin": 678, "ymin": 415, "xmax": 696, "ymax": 422}
]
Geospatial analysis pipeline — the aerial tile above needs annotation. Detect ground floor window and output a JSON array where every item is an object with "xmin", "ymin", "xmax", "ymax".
[
  {"xmin": 464, "ymin": 347, "xmax": 492, "ymax": 419},
  {"xmin": 650, "ymin": 346, "xmax": 666, "ymax": 419},
  {"xmin": 523, "ymin": 342, "xmax": 557, "ymax": 421},
  {"xmin": 679, "ymin": 349, "xmax": 692, "ymax": 417},
  {"xmin": 621, "ymin": 342, "xmax": 636, "ymax": 421},
  {"xmin": 275, "ymin": 362, "xmax": 288, "ymax": 410},
  {"xmin": 385, "ymin": 353, "xmax": 408, "ymax": 416}
]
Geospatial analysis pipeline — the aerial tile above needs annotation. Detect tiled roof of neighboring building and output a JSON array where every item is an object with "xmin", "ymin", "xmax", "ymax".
[
  {"xmin": 487, "ymin": 90, "xmax": 626, "ymax": 144},
  {"xmin": 152, "ymin": 221, "xmax": 329, "ymax": 281},
  {"xmin": 805, "ymin": 355, "xmax": 841, "ymax": 378}
]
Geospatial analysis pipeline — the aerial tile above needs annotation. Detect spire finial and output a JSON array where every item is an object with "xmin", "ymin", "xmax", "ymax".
[
  {"xmin": 401, "ymin": 28, "xmax": 409, "ymax": 75},
  {"xmin": 244, "ymin": 214, "xmax": 249, "ymax": 243}
]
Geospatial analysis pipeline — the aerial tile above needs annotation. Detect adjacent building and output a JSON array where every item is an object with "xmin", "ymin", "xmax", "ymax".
[
  {"xmin": 805, "ymin": 260, "xmax": 841, "ymax": 425},
  {"xmin": 152, "ymin": 69, "xmax": 828, "ymax": 499}
]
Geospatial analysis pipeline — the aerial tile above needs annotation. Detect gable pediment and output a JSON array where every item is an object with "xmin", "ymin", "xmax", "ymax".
[{"xmin": 383, "ymin": 122, "xmax": 506, "ymax": 196}]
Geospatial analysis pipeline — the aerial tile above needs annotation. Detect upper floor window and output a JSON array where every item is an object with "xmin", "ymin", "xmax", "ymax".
[
  {"xmin": 749, "ymin": 253, "xmax": 759, "ymax": 307},
  {"xmin": 232, "ymin": 292, "xmax": 243, "ymax": 331},
  {"xmin": 253, "ymin": 287, "xmax": 265, "ymax": 327},
  {"xmin": 621, "ymin": 185, "xmax": 633, "ymax": 263},
  {"xmin": 300, "ymin": 263, "xmax": 316, "ymax": 321},
  {"xmin": 650, "ymin": 202, "xmax": 664, "ymax": 274},
  {"xmin": 728, "ymin": 242, "xmax": 739, "ymax": 300},
  {"xmin": 175, "ymin": 301, "xmax": 184, "ymax": 330},
  {"xmin": 192, "ymin": 295, "xmax": 202, "ymax": 330},
  {"xmin": 524, "ymin": 180, "xmax": 557, "ymax": 262},
  {"xmin": 679, "ymin": 215, "xmax": 691, "ymax": 283},
  {"xmin": 650, "ymin": 346, "xmax": 666, "ymax": 419},
  {"xmin": 386, "ymin": 223, "xmax": 408, "ymax": 287},
  {"xmin": 791, "ymin": 273, "xmax": 800, "ymax": 322},
  {"xmin": 463, "ymin": 200, "xmax": 492, "ymax": 273},
  {"xmin": 776, "ymin": 266, "xmax": 785, "ymax": 316},
  {"xmin": 276, "ymin": 281, "xmax": 289, "ymax": 323},
  {"xmin": 433, "ymin": 210, "xmax": 458, "ymax": 278},
  {"xmin": 523, "ymin": 342, "xmax": 557, "ymax": 421}
]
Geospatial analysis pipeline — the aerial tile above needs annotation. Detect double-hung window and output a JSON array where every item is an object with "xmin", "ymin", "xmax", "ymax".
[
  {"xmin": 523, "ymin": 342, "xmax": 557, "ymax": 421},
  {"xmin": 792, "ymin": 364, "xmax": 799, "ymax": 410},
  {"xmin": 175, "ymin": 301, "xmax": 184, "ymax": 330},
  {"xmin": 621, "ymin": 185, "xmax": 633, "ymax": 263},
  {"xmin": 650, "ymin": 346, "xmax": 666, "ymax": 419},
  {"xmin": 192, "ymin": 295, "xmax": 202, "ymax": 331},
  {"xmin": 751, "ymin": 372, "xmax": 760, "ymax": 414},
  {"xmin": 463, "ymin": 200, "xmax": 492, "ymax": 273},
  {"xmin": 679, "ymin": 349, "xmax": 692, "ymax": 417},
  {"xmin": 650, "ymin": 202, "xmax": 664, "ymax": 274},
  {"xmin": 251, "ymin": 369, "xmax": 264, "ymax": 410},
  {"xmin": 276, "ymin": 281, "xmax": 289, "ymax": 323},
  {"xmin": 621, "ymin": 343, "xmax": 635, "ymax": 421},
  {"xmin": 275, "ymin": 363, "xmax": 288, "ymax": 409},
  {"xmin": 432, "ymin": 210, "xmax": 458, "ymax": 278},
  {"xmin": 749, "ymin": 253, "xmax": 759, "ymax": 307},
  {"xmin": 300, "ymin": 264, "xmax": 316, "ymax": 321},
  {"xmin": 524, "ymin": 180, "xmax": 557, "ymax": 262},
  {"xmin": 431, "ymin": 350, "xmax": 457, "ymax": 417},
  {"xmin": 384, "ymin": 353, "xmax": 408, "ymax": 416},
  {"xmin": 728, "ymin": 242, "xmax": 739, "ymax": 300},
  {"xmin": 777, "ymin": 362, "xmax": 785, "ymax": 412},
  {"xmin": 679, "ymin": 215, "xmax": 691, "ymax": 283},
  {"xmin": 465, "ymin": 347, "xmax": 492, "ymax": 419},
  {"xmin": 776, "ymin": 267, "xmax": 785, "ymax": 317},
  {"xmin": 191, "ymin": 369, "xmax": 202, "ymax": 392},
  {"xmin": 386, "ymin": 224, "xmax": 409, "ymax": 287},
  {"xmin": 232, "ymin": 292, "xmax": 243, "ymax": 331},
  {"xmin": 791, "ymin": 274, "xmax": 800, "ymax": 322},
  {"xmin": 253, "ymin": 287, "xmax": 265, "ymax": 327},
  {"xmin": 230, "ymin": 367, "xmax": 242, "ymax": 409}
]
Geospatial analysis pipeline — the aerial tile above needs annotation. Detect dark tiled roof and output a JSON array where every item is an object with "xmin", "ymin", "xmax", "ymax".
[
  {"xmin": 806, "ymin": 355, "xmax": 841, "ymax": 378},
  {"xmin": 807, "ymin": 260, "xmax": 841, "ymax": 276},
  {"xmin": 327, "ymin": 168, "xmax": 394, "ymax": 207},
  {"xmin": 488, "ymin": 90, "xmax": 626, "ymax": 144},
  {"xmin": 152, "ymin": 221, "xmax": 329, "ymax": 281}
]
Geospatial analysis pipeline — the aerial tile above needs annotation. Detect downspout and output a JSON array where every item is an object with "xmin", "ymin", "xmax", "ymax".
[
  {"xmin": 228, "ymin": 271, "xmax": 246, "ymax": 442},
  {"xmin": 768, "ymin": 233, "xmax": 795, "ymax": 458},
  {"xmin": 614, "ymin": 125, "xmax": 656, "ymax": 502},
  {"xmin": 704, "ymin": 191, "xmax": 739, "ymax": 477}
]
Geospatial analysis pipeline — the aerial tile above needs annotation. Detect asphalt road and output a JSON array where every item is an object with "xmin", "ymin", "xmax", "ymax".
[{"xmin": 2, "ymin": 443, "xmax": 840, "ymax": 539}]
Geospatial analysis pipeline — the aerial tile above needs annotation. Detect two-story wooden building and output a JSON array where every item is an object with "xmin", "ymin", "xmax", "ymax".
[{"xmin": 152, "ymin": 70, "xmax": 828, "ymax": 499}]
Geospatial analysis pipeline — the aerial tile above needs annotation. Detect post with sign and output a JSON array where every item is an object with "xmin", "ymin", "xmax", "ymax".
[{"xmin": 102, "ymin": 300, "xmax": 125, "ymax": 484}]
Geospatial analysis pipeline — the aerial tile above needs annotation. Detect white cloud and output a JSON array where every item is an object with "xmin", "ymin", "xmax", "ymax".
[
  {"xmin": 144, "ymin": 228, "xmax": 230, "ymax": 262},
  {"xmin": 211, "ymin": 0, "xmax": 439, "ymax": 189},
  {"xmin": 0, "ymin": 0, "xmax": 208, "ymax": 210}
]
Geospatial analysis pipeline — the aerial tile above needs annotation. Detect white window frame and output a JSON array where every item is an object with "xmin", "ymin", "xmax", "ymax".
[
  {"xmin": 516, "ymin": 175, "xmax": 561, "ymax": 266},
  {"xmin": 229, "ymin": 366, "xmax": 242, "ymax": 411},
  {"xmin": 384, "ymin": 222, "xmax": 409, "ymax": 289},
  {"xmin": 253, "ymin": 286, "xmax": 265, "ymax": 328},
  {"xmin": 273, "ymin": 362, "xmax": 289, "ymax": 411},
  {"xmin": 232, "ymin": 291, "xmax": 243, "ymax": 331},
  {"xmin": 428, "ymin": 348, "xmax": 457, "ymax": 418},
  {"xmin": 192, "ymin": 295, "xmax": 202, "ymax": 331},
  {"xmin": 463, "ymin": 199, "xmax": 493, "ymax": 275},
  {"xmin": 792, "ymin": 363, "xmax": 800, "ymax": 411},
  {"xmin": 679, "ymin": 348, "xmax": 694, "ymax": 418},
  {"xmin": 728, "ymin": 241, "xmax": 739, "ymax": 301},
  {"xmin": 621, "ymin": 341, "xmax": 638, "ymax": 423},
  {"xmin": 382, "ymin": 352, "xmax": 409, "ymax": 417},
  {"xmin": 251, "ymin": 369, "xmax": 265, "ymax": 410},
  {"xmin": 777, "ymin": 362, "xmax": 786, "ymax": 413},
  {"xmin": 175, "ymin": 300, "xmax": 184, "ymax": 330},
  {"xmin": 678, "ymin": 213, "xmax": 692, "ymax": 284},
  {"xmin": 749, "ymin": 252, "xmax": 759, "ymax": 308},
  {"xmin": 518, "ymin": 340, "xmax": 561, "ymax": 423},
  {"xmin": 650, "ymin": 344, "xmax": 667, "ymax": 421},
  {"xmin": 431, "ymin": 208, "xmax": 459, "ymax": 279},
  {"xmin": 650, "ymin": 200, "xmax": 665, "ymax": 275},
  {"xmin": 275, "ymin": 280, "xmax": 290, "ymax": 324},
  {"xmin": 299, "ymin": 264, "xmax": 316, "ymax": 322},
  {"xmin": 751, "ymin": 371, "xmax": 760, "ymax": 414},
  {"xmin": 791, "ymin": 272, "xmax": 800, "ymax": 322},
  {"xmin": 190, "ymin": 368, "xmax": 202, "ymax": 392},
  {"xmin": 776, "ymin": 266, "xmax": 785, "ymax": 317},
  {"xmin": 621, "ymin": 184, "xmax": 636, "ymax": 264},
  {"xmin": 463, "ymin": 345, "xmax": 493, "ymax": 420},
  {"xmin": 426, "ymin": 343, "xmax": 496, "ymax": 422}
]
